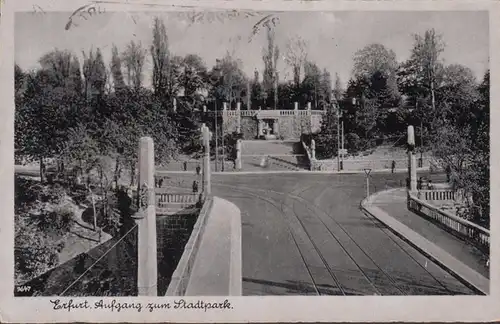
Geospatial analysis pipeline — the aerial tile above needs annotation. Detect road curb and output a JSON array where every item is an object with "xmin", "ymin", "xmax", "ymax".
[{"xmin": 360, "ymin": 189, "xmax": 489, "ymax": 295}]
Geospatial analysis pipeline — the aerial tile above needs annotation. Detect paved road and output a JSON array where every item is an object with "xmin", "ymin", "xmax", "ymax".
[{"xmin": 212, "ymin": 172, "xmax": 477, "ymax": 296}]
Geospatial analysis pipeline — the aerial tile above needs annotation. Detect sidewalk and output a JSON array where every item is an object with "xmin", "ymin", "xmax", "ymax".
[{"xmin": 362, "ymin": 188, "xmax": 489, "ymax": 295}]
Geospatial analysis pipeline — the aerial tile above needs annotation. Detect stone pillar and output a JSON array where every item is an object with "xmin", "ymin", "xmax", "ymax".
[
  {"xmin": 136, "ymin": 137, "xmax": 157, "ymax": 296},
  {"xmin": 201, "ymin": 124, "xmax": 212, "ymax": 195},
  {"xmin": 273, "ymin": 119, "xmax": 279, "ymax": 135},
  {"xmin": 307, "ymin": 102, "xmax": 311, "ymax": 111},
  {"xmin": 236, "ymin": 102, "xmax": 241, "ymax": 134},
  {"xmin": 258, "ymin": 120, "xmax": 263, "ymax": 137},
  {"xmin": 407, "ymin": 125, "xmax": 417, "ymax": 192},
  {"xmin": 294, "ymin": 102, "xmax": 299, "ymax": 114},
  {"xmin": 236, "ymin": 139, "xmax": 242, "ymax": 170},
  {"xmin": 223, "ymin": 102, "xmax": 228, "ymax": 111},
  {"xmin": 311, "ymin": 139, "xmax": 316, "ymax": 161}
]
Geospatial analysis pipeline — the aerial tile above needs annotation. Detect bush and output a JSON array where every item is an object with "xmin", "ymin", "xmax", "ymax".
[{"xmin": 37, "ymin": 206, "xmax": 74, "ymax": 234}]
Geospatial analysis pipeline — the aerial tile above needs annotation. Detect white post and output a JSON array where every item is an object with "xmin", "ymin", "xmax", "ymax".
[
  {"xmin": 201, "ymin": 124, "xmax": 211, "ymax": 195},
  {"xmin": 307, "ymin": 102, "xmax": 311, "ymax": 111},
  {"xmin": 310, "ymin": 139, "xmax": 316, "ymax": 161},
  {"xmin": 236, "ymin": 102, "xmax": 241, "ymax": 134},
  {"xmin": 136, "ymin": 137, "xmax": 157, "ymax": 296},
  {"xmin": 173, "ymin": 98, "xmax": 177, "ymax": 113},
  {"xmin": 236, "ymin": 139, "xmax": 242, "ymax": 170},
  {"xmin": 408, "ymin": 125, "xmax": 417, "ymax": 192},
  {"xmin": 294, "ymin": 102, "xmax": 298, "ymax": 115}
]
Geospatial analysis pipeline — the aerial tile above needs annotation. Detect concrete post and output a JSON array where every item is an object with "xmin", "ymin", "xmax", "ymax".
[
  {"xmin": 136, "ymin": 137, "xmax": 157, "ymax": 296},
  {"xmin": 236, "ymin": 102, "xmax": 241, "ymax": 134},
  {"xmin": 223, "ymin": 102, "xmax": 228, "ymax": 110},
  {"xmin": 236, "ymin": 139, "xmax": 242, "ymax": 170},
  {"xmin": 407, "ymin": 125, "xmax": 417, "ymax": 192},
  {"xmin": 201, "ymin": 124, "xmax": 211, "ymax": 195},
  {"xmin": 311, "ymin": 139, "xmax": 316, "ymax": 161},
  {"xmin": 307, "ymin": 102, "xmax": 311, "ymax": 111},
  {"xmin": 257, "ymin": 120, "xmax": 263, "ymax": 137},
  {"xmin": 294, "ymin": 102, "xmax": 299, "ymax": 111}
]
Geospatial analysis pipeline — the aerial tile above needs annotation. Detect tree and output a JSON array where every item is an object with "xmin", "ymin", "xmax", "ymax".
[
  {"xmin": 315, "ymin": 108, "xmax": 339, "ymax": 159},
  {"xmin": 352, "ymin": 43, "xmax": 400, "ymax": 105},
  {"xmin": 284, "ymin": 35, "xmax": 308, "ymax": 88},
  {"xmin": 180, "ymin": 54, "xmax": 208, "ymax": 101},
  {"xmin": 301, "ymin": 60, "xmax": 321, "ymax": 107},
  {"xmin": 407, "ymin": 29, "xmax": 445, "ymax": 114},
  {"xmin": 82, "ymin": 48, "xmax": 107, "ymax": 101},
  {"xmin": 209, "ymin": 53, "xmax": 247, "ymax": 107},
  {"xmin": 333, "ymin": 73, "xmax": 343, "ymax": 102},
  {"xmin": 262, "ymin": 27, "xmax": 280, "ymax": 109},
  {"xmin": 150, "ymin": 17, "xmax": 180, "ymax": 101},
  {"xmin": 318, "ymin": 69, "xmax": 332, "ymax": 110},
  {"xmin": 250, "ymin": 69, "xmax": 266, "ymax": 109},
  {"xmin": 122, "ymin": 41, "xmax": 146, "ymax": 91},
  {"xmin": 110, "ymin": 44, "xmax": 126, "ymax": 93}
]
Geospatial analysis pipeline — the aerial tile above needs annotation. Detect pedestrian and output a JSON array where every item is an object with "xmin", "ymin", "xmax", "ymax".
[
  {"xmin": 158, "ymin": 177, "xmax": 164, "ymax": 188},
  {"xmin": 196, "ymin": 165, "xmax": 201, "ymax": 175},
  {"xmin": 391, "ymin": 160, "xmax": 396, "ymax": 173},
  {"xmin": 427, "ymin": 179, "xmax": 433, "ymax": 190},
  {"xmin": 155, "ymin": 177, "xmax": 159, "ymax": 188},
  {"xmin": 192, "ymin": 180, "xmax": 199, "ymax": 193},
  {"xmin": 183, "ymin": 161, "xmax": 188, "ymax": 171}
]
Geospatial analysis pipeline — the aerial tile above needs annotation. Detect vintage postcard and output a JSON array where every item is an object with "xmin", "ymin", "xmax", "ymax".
[{"xmin": 1, "ymin": 0, "xmax": 499, "ymax": 322}]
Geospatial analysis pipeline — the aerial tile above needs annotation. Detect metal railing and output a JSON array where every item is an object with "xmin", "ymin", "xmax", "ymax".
[{"xmin": 408, "ymin": 192, "xmax": 490, "ymax": 249}]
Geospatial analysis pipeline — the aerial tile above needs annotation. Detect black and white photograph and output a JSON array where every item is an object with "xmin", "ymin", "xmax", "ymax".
[{"xmin": 1, "ymin": 0, "xmax": 498, "ymax": 322}]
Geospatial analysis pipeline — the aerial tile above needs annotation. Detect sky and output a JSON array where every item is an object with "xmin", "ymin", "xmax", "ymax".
[{"xmin": 15, "ymin": 10, "xmax": 489, "ymax": 88}]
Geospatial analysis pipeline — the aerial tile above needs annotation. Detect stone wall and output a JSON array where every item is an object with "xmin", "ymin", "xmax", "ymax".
[
  {"xmin": 156, "ymin": 214, "xmax": 198, "ymax": 295},
  {"xmin": 311, "ymin": 114, "xmax": 322, "ymax": 133},
  {"xmin": 240, "ymin": 117, "xmax": 258, "ymax": 140},
  {"xmin": 222, "ymin": 110, "xmax": 318, "ymax": 140},
  {"xmin": 222, "ymin": 112, "xmax": 238, "ymax": 134}
]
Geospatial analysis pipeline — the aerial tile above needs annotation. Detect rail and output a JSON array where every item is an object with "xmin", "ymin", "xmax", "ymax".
[
  {"xmin": 418, "ymin": 189, "xmax": 456, "ymax": 201},
  {"xmin": 407, "ymin": 192, "xmax": 490, "ymax": 249}
]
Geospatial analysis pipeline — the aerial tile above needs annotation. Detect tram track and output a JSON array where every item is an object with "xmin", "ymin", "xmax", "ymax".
[
  {"xmin": 214, "ymin": 180, "xmax": 471, "ymax": 295},
  {"xmin": 216, "ymin": 183, "xmax": 406, "ymax": 295}
]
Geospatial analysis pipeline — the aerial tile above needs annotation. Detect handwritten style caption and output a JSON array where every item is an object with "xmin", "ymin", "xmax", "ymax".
[{"xmin": 50, "ymin": 299, "xmax": 233, "ymax": 313}]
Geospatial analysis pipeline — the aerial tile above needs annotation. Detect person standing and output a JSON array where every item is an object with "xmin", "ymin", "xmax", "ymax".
[
  {"xmin": 183, "ymin": 161, "xmax": 188, "ymax": 171},
  {"xmin": 391, "ymin": 160, "xmax": 396, "ymax": 173},
  {"xmin": 192, "ymin": 180, "xmax": 199, "ymax": 193},
  {"xmin": 196, "ymin": 164, "xmax": 201, "ymax": 176}
]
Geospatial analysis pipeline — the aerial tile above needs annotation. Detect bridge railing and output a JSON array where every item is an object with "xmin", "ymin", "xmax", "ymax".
[
  {"xmin": 408, "ymin": 192, "xmax": 490, "ymax": 250},
  {"xmin": 417, "ymin": 189, "xmax": 457, "ymax": 201},
  {"xmin": 166, "ymin": 196, "xmax": 214, "ymax": 296}
]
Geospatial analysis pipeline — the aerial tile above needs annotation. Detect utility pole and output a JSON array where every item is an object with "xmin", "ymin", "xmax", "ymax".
[
  {"xmin": 337, "ymin": 103, "xmax": 341, "ymax": 171},
  {"xmin": 341, "ymin": 120, "xmax": 345, "ymax": 169}
]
